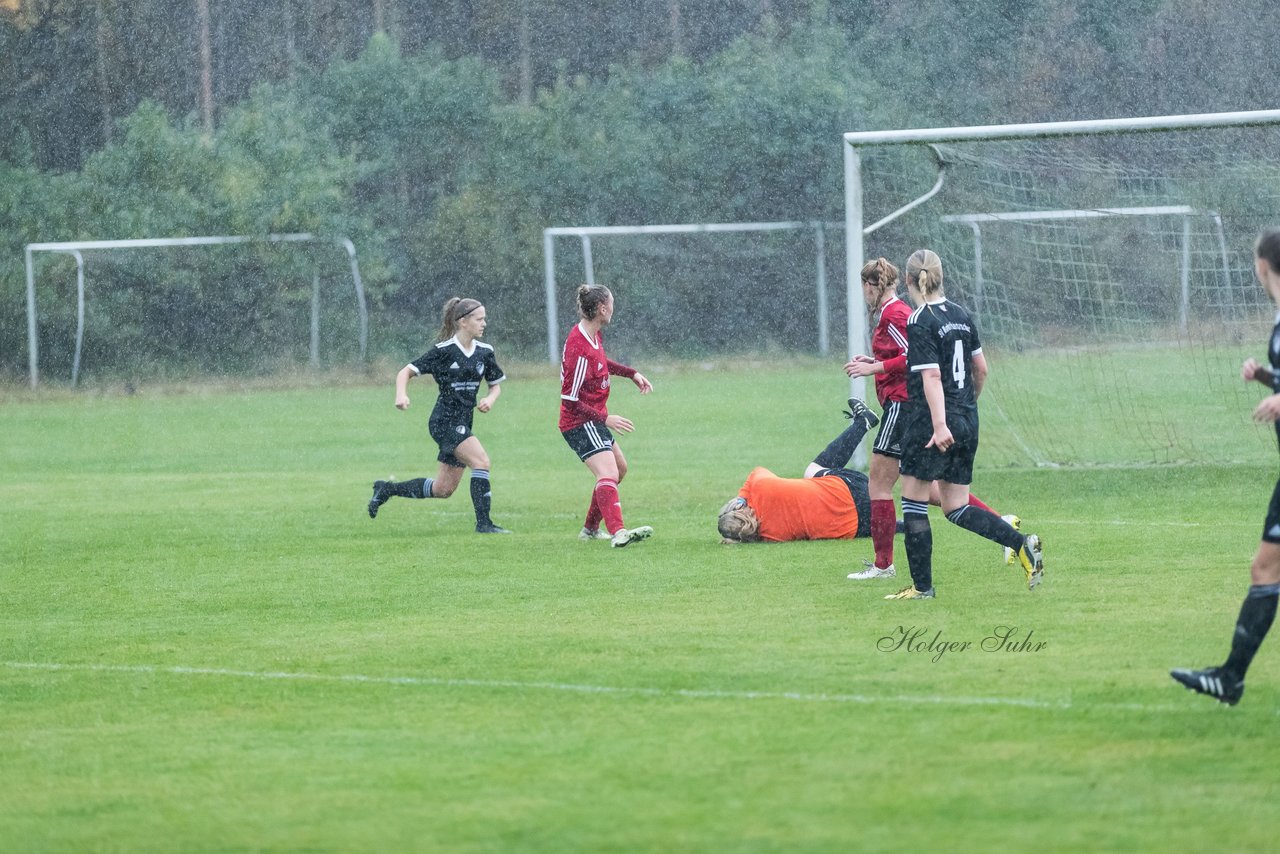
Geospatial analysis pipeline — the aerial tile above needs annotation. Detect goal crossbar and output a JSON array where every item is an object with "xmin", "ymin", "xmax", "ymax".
[
  {"xmin": 542, "ymin": 221, "xmax": 840, "ymax": 363},
  {"xmin": 840, "ymin": 109, "xmax": 1280, "ymax": 413},
  {"xmin": 24, "ymin": 233, "xmax": 369, "ymax": 387}
]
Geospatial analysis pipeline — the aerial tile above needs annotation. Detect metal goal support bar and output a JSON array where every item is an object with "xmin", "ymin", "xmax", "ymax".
[{"xmin": 24, "ymin": 233, "xmax": 368, "ymax": 388}]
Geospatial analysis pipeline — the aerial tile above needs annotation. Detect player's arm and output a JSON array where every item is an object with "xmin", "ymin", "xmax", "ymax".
[
  {"xmin": 971, "ymin": 350, "xmax": 989, "ymax": 399},
  {"xmin": 477, "ymin": 381, "xmax": 501, "ymax": 413},
  {"xmin": 395, "ymin": 365, "xmax": 416, "ymax": 410},
  {"xmin": 1254, "ymin": 393, "xmax": 1280, "ymax": 423},
  {"xmin": 920, "ymin": 368, "xmax": 954, "ymax": 451},
  {"xmin": 1243, "ymin": 357, "xmax": 1275, "ymax": 386},
  {"xmin": 608, "ymin": 358, "xmax": 652, "ymax": 393}
]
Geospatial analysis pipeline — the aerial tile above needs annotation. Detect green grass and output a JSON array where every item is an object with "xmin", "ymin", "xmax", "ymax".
[{"xmin": 3, "ymin": 361, "xmax": 1279, "ymax": 852}]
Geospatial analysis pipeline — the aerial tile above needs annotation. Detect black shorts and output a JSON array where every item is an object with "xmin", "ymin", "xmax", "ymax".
[
  {"xmin": 871, "ymin": 399, "xmax": 906, "ymax": 460},
  {"xmin": 429, "ymin": 410, "xmax": 474, "ymax": 468},
  {"xmin": 898, "ymin": 405, "xmax": 978, "ymax": 486},
  {"xmin": 562, "ymin": 421, "xmax": 614, "ymax": 462},
  {"xmin": 1263, "ymin": 478, "xmax": 1280, "ymax": 544},
  {"xmin": 814, "ymin": 468, "xmax": 873, "ymax": 538}
]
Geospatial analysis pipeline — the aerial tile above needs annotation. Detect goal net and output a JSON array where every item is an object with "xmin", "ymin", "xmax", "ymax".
[
  {"xmin": 845, "ymin": 112, "xmax": 1280, "ymax": 467},
  {"xmin": 542, "ymin": 223, "xmax": 846, "ymax": 363}
]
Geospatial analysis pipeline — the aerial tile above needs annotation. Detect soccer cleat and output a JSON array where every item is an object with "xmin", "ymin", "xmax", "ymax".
[
  {"xmin": 578, "ymin": 527, "xmax": 612, "ymax": 541},
  {"xmin": 1017, "ymin": 533, "xmax": 1044, "ymax": 590},
  {"xmin": 475, "ymin": 522, "xmax": 512, "ymax": 534},
  {"xmin": 1001, "ymin": 514, "xmax": 1022, "ymax": 565},
  {"xmin": 843, "ymin": 398, "xmax": 880, "ymax": 428},
  {"xmin": 1170, "ymin": 666, "xmax": 1244, "ymax": 706},
  {"xmin": 848, "ymin": 561, "xmax": 896, "ymax": 580},
  {"xmin": 884, "ymin": 585, "xmax": 935, "ymax": 600},
  {"xmin": 368, "ymin": 479, "xmax": 392, "ymax": 519},
  {"xmin": 611, "ymin": 526, "xmax": 654, "ymax": 548}
]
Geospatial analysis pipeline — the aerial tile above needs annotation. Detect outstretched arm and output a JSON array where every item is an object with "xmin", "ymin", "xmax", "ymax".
[{"xmin": 395, "ymin": 366, "xmax": 415, "ymax": 410}]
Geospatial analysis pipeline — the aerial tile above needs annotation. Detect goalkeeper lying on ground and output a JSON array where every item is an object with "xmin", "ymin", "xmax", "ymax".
[{"xmin": 717, "ymin": 400, "xmax": 1018, "ymax": 575}]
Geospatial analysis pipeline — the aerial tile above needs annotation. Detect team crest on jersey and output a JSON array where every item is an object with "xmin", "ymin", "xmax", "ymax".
[
  {"xmin": 455, "ymin": 425, "xmax": 466, "ymax": 435},
  {"xmin": 476, "ymin": 364, "xmax": 484, "ymax": 374}
]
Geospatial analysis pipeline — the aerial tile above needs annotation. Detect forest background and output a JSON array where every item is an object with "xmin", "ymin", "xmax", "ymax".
[{"xmin": 3, "ymin": 0, "xmax": 1278, "ymax": 380}]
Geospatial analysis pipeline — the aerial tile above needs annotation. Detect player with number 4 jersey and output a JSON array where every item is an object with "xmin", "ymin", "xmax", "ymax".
[{"xmin": 887, "ymin": 249, "xmax": 1044, "ymax": 601}]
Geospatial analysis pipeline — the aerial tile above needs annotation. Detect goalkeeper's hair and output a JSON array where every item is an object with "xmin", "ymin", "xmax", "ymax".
[
  {"xmin": 905, "ymin": 249, "xmax": 944, "ymax": 300},
  {"xmin": 717, "ymin": 497, "xmax": 761, "ymax": 543}
]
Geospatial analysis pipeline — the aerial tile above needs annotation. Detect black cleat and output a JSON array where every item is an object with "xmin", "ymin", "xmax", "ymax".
[
  {"xmin": 475, "ymin": 522, "xmax": 512, "ymax": 534},
  {"xmin": 1170, "ymin": 666, "xmax": 1244, "ymax": 706},
  {"xmin": 368, "ymin": 480, "xmax": 392, "ymax": 519},
  {"xmin": 844, "ymin": 398, "xmax": 880, "ymax": 428}
]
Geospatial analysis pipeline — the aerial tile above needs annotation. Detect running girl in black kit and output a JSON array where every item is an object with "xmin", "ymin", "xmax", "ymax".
[{"xmin": 367, "ymin": 297, "xmax": 510, "ymax": 534}]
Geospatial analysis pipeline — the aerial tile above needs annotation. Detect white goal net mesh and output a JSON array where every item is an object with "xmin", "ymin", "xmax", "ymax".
[{"xmin": 857, "ymin": 126, "xmax": 1280, "ymax": 467}]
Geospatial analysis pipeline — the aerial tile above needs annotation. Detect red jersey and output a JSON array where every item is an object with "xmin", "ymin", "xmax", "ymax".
[
  {"xmin": 738, "ymin": 467, "xmax": 860, "ymax": 542},
  {"xmin": 558, "ymin": 323, "xmax": 635, "ymax": 431},
  {"xmin": 870, "ymin": 295, "xmax": 911, "ymax": 405}
]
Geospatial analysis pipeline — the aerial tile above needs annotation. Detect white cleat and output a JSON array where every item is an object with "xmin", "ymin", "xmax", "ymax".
[
  {"xmin": 848, "ymin": 561, "xmax": 896, "ymax": 580},
  {"xmin": 578, "ymin": 527, "xmax": 612, "ymax": 541},
  {"xmin": 611, "ymin": 526, "xmax": 654, "ymax": 548}
]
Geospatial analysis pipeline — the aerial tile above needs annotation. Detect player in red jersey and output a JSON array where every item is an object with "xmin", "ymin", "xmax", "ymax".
[
  {"xmin": 844, "ymin": 257, "xmax": 1017, "ymax": 580},
  {"xmin": 559, "ymin": 284, "xmax": 654, "ymax": 548}
]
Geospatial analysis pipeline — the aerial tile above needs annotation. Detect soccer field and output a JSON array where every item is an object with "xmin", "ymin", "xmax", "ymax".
[{"xmin": 2, "ymin": 363, "xmax": 1278, "ymax": 852}]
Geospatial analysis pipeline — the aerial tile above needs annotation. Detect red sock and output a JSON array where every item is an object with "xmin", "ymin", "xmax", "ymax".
[
  {"xmin": 870, "ymin": 499, "xmax": 896, "ymax": 569},
  {"xmin": 584, "ymin": 491, "xmax": 603, "ymax": 531},
  {"xmin": 968, "ymin": 493, "xmax": 995, "ymax": 514},
  {"xmin": 594, "ymin": 478, "xmax": 624, "ymax": 534}
]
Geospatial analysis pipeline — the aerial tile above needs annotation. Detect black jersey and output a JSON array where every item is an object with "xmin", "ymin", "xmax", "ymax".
[
  {"xmin": 905, "ymin": 298, "xmax": 983, "ymax": 420},
  {"xmin": 409, "ymin": 337, "xmax": 505, "ymax": 415}
]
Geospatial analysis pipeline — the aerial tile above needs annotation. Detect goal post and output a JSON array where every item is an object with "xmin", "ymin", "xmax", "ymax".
[
  {"xmin": 24, "ymin": 233, "xmax": 369, "ymax": 388},
  {"xmin": 543, "ymin": 221, "xmax": 839, "ymax": 364},
  {"xmin": 841, "ymin": 109, "xmax": 1280, "ymax": 467}
]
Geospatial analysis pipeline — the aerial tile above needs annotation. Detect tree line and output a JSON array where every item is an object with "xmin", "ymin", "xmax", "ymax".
[{"xmin": 3, "ymin": 0, "xmax": 1279, "ymax": 381}]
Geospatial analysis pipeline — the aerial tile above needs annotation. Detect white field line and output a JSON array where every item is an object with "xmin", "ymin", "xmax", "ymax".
[
  {"xmin": 1035, "ymin": 519, "xmax": 1257, "ymax": 528},
  {"xmin": 1, "ymin": 661, "xmax": 1240, "ymax": 715}
]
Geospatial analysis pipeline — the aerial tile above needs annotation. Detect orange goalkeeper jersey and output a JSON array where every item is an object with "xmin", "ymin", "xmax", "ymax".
[{"xmin": 738, "ymin": 467, "xmax": 860, "ymax": 542}]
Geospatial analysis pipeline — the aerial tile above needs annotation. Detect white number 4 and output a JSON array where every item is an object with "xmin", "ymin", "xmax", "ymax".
[{"xmin": 952, "ymin": 340, "xmax": 966, "ymax": 389}]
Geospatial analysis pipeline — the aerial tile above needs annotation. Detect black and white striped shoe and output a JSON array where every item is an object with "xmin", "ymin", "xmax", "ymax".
[
  {"xmin": 843, "ymin": 398, "xmax": 880, "ymax": 428},
  {"xmin": 1170, "ymin": 666, "xmax": 1244, "ymax": 706}
]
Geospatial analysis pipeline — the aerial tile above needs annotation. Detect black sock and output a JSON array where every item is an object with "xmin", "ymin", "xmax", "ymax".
[
  {"xmin": 812, "ymin": 420, "xmax": 870, "ymax": 470},
  {"xmin": 390, "ymin": 478, "xmax": 432, "ymax": 498},
  {"xmin": 470, "ymin": 470, "xmax": 492, "ymax": 525},
  {"xmin": 1223, "ymin": 583, "xmax": 1279, "ymax": 678},
  {"xmin": 945, "ymin": 505, "xmax": 1023, "ymax": 551},
  {"xmin": 902, "ymin": 499, "xmax": 932, "ymax": 592}
]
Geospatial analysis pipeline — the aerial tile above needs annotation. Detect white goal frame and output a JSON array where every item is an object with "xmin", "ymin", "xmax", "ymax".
[
  {"xmin": 841, "ymin": 108, "xmax": 1280, "ymax": 409},
  {"xmin": 939, "ymin": 205, "xmax": 1232, "ymax": 331},
  {"xmin": 24, "ymin": 233, "xmax": 369, "ymax": 387},
  {"xmin": 542, "ymin": 221, "xmax": 840, "ymax": 364}
]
